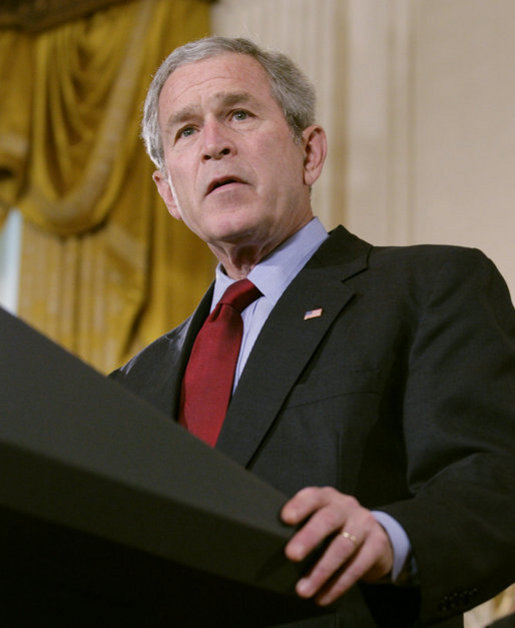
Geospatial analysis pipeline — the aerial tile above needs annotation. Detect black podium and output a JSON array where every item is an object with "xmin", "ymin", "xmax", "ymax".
[{"xmin": 0, "ymin": 308, "xmax": 325, "ymax": 626}]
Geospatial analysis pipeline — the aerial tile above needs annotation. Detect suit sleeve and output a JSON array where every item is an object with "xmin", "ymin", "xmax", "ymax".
[{"xmin": 380, "ymin": 248, "xmax": 515, "ymax": 623}]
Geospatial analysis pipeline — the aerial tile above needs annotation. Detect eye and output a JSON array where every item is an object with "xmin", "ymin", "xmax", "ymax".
[
  {"xmin": 176, "ymin": 125, "xmax": 196, "ymax": 141},
  {"xmin": 232, "ymin": 109, "xmax": 251, "ymax": 121}
]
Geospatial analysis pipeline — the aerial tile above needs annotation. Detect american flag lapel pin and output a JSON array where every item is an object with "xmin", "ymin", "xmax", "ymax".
[{"xmin": 304, "ymin": 307, "xmax": 323, "ymax": 320}]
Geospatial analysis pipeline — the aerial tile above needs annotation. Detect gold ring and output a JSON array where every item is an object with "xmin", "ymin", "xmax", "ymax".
[{"xmin": 341, "ymin": 531, "xmax": 358, "ymax": 547}]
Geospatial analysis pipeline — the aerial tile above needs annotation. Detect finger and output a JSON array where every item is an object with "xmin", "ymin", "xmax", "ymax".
[
  {"xmin": 281, "ymin": 486, "xmax": 334, "ymax": 525},
  {"xmin": 315, "ymin": 527, "xmax": 393, "ymax": 606},
  {"xmin": 283, "ymin": 489, "xmax": 360, "ymax": 561},
  {"xmin": 285, "ymin": 499, "xmax": 358, "ymax": 562},
  {"xmin": 295, "ymin": 529, "xmax": 361, "ymax": 599},
  {"xmin": 314, "ymin": 548, "xmax": 368, "ymax": 606}
]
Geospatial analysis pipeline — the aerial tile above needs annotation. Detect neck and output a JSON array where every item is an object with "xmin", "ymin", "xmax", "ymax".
[
  {"xmin": 209, "ymin": 241, "xmax": 275, "ymax": 279},
  {"xmin": 209, "ymin": 215, "xmax": 313, "ymax": 279}
]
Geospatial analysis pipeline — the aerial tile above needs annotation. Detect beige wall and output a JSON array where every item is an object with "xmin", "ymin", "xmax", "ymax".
[
  {"xmin": 212, "ymin": 0, "xmax": 515, "ymax": 298},
  {"xmin": 412, "ymin": 0, "xmax": 514, "ymax": 297}
]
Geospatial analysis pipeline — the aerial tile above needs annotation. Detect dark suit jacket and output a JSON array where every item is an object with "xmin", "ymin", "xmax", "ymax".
[{"xmin": 111, "ymin": 226, "xmax": 515, "ymax": 627}]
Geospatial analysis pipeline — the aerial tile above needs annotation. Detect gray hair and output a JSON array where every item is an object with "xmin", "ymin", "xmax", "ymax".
[{"xmin": 142, "ymin": 36, "xmax": 316, "ymax": 170}]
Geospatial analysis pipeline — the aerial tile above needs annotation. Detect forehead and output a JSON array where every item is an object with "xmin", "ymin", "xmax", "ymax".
[{"xmin": 158, "ymin": 53, "xmax": 278, "ymax": 117}]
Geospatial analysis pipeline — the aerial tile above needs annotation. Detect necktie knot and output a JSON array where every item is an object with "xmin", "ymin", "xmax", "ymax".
[{"xmin": 219, "ymin": 278, "xmax": 262, "ymax": 313}]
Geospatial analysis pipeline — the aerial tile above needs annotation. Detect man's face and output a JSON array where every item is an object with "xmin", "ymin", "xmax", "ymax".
[{"xmin": 153, "ymin": 53, "xmax": 323, "ymax": 258}]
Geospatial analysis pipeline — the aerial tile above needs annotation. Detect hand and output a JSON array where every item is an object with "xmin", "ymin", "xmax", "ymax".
[{"xmin": 281, "ymin": 486, "xmax": 394, "ymax": 606}]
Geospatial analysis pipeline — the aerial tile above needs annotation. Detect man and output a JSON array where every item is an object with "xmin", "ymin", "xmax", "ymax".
[{"xmin": 111, "ymin": 37, "xmax": 515, "ymax": 626}]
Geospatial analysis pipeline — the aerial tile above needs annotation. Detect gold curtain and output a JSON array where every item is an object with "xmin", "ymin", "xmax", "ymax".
[{"xmin": 0, "ymin": 0, "xmax": 214, "ymax": 372}]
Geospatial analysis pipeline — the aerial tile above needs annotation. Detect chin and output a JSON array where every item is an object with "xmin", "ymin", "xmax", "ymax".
[{"xmin": 210, "ymin": 217, "xmax": 262, "ymax": 243}]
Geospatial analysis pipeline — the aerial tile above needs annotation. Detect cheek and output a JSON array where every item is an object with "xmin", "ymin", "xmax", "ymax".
[
  {"xmin": 168, "ymin": 167, "xmax": 195, "ymax": 205},
  {"xmin": 264, "ymin": 140, "xmax": 305, "ymax": 180}
]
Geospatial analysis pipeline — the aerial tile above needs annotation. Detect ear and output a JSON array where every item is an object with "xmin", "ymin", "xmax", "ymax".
[
  {"xmin": 301, "ymin": 125, "xmax": 327, "ymax": 187},
  {"xmin": 152, "ymin": 169, "xmax": 182, "ymax": 220}
]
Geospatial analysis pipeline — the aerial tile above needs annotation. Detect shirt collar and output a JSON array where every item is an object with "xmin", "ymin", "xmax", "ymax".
[{"xmin": 213, "ymin": 217, "xmax": 328, "ymax": 308}]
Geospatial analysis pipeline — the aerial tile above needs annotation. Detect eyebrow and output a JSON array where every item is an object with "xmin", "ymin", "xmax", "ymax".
[{"xmin": 165, "ymin": 91, "xmax": 259, "ymax": 130}]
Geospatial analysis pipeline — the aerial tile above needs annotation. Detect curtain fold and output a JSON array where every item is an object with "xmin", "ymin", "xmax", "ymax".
[
  {"xmin": 0, "ymin": 0, "xmax": 214, "ymax": 372},
  {"xmin": 0, "ymin": 29, "xmax": 32, "ymax": 225},
  {"xmin": 24, "ymin": 0, "xmax": 152, "ymax": 234}
]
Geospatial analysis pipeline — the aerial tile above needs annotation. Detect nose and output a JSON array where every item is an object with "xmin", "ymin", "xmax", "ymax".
[{"xmin": 202, "ymin": 120, "xmax": 234, "ymax": 161}]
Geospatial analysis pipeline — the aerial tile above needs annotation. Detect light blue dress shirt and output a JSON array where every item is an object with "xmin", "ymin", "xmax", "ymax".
[{"xmin": 211, "ymin": 217, "xmax": 412, "ymax": 583}]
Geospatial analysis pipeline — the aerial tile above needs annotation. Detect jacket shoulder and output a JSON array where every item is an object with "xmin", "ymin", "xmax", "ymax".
[
  {"xmin": 112, "ymin": 321, "xmax": 187, "ymax": 378},
  {"xmin": 109, "ymin": 320, "xmax": 190, "ymax": 415}
]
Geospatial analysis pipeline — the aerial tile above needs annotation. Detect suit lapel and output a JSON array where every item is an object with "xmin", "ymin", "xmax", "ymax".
[
  {"xmin": 166, "ymin": 284, "xmax": 214, "ymax": 420},
  {"xmin": 216, "ymin": 226, "xmax": 371, "ymax": 467}
]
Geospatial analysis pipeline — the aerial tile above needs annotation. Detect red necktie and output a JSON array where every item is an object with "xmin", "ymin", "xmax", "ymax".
[{"xmin": 179, "ymin": 279, "xmax": 261, "ymax": 446}]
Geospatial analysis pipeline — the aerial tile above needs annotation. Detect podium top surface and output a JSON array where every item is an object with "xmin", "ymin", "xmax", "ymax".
[{"xmin": 0, "ymin": 307, "xmax": 312, "ymax": 603}]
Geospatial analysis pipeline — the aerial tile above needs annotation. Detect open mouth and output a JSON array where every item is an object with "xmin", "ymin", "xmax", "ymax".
[{"xmin": 207, "ymin": 177, "xmax": 244, "ymax": 195}]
